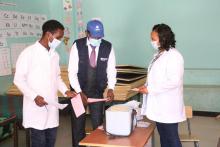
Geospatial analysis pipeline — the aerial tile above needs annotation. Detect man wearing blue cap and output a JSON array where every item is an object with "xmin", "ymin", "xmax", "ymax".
[{"xmin": 68, "ymin": 19, "xmax": 117, "ymax": 147}]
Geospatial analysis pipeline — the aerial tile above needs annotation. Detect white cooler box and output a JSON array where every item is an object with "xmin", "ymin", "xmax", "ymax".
[{"xmin": 105, "ymin": 104, "xmax": 136, "ymax": 136}]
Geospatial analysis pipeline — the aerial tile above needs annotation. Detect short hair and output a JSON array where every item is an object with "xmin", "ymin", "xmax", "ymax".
[
  {"xmin": 152, "ymin": 23, "xmax": 176, "ymax": 51},
  {"xmin": 42, "ymin": 20, "xmax": 64, "ymax": 35}
]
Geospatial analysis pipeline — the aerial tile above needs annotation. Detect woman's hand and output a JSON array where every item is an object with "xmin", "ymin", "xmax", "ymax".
[
  {"xmin": 106, "ymin": 89, "xmax": 114, "ymax": 102},
  {"xmin": 138, "ymin": 85, "xmax": 148, "ymax": 94}
]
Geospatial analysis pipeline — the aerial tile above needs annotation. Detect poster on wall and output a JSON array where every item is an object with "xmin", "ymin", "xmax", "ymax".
[
  {"xmin": 63, "ymin": 0, "xmax": 73, "ymax": 12},
  {"xmin": 10, "ymin": 43, "xmax": 27, "ymax": 68},
  {"xmin": 76, "ymin": 0, "xmax": 85, "ymax": 38},
  {"xmin": 0, "ymin": 39, "xmax": 7, "ymax": 48},
  {"xmin": 0, "ymin": 48, "xmax": 12, "ymax": 76},
  {"xmin": 0, "ymin": 10, "xmax": 47, "ymax": 39},
  {"xmin": 62, "ymin": 0, "xmax": 73, "ymax": 52}
]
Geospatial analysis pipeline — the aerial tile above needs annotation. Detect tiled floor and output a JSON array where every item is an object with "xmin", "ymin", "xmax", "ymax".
[{"xmin": 1, "ymin": 114, "xmax": 220, "ymax": 147}]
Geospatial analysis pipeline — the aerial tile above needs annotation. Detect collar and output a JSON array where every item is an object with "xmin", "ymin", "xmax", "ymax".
[
  {"xmin": 86, "ymin": 37, "xmax": 90, "ymax": 46},
  {"xmin": 36, "ymin": 41, "xmax": 55, "ymax": 54}
]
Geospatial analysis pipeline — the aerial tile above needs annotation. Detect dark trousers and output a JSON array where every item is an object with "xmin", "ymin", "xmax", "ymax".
[
  {"xmin": 29, "ymin": 127, "xmax": 57, "ymax": 147},
  {"xmin": 70, "ymin": 101, "xmax": 104, "ymax": 147},
  {"xmin": 156, "ymin": 122, "xmax": 182, "ymax": 147}
]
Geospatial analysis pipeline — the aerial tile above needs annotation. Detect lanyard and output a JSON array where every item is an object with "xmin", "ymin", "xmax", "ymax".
[{"xmin": 148, "ymin": 51, "xmax": 164, "ymax": 73}]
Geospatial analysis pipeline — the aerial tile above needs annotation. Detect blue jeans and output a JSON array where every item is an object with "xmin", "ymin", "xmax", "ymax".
[
  {"xmin": 30, "ymin": 127, "xmax": 57, "ymax": 147},
  {"xmin": 156, "ymin": 122, "xmax": 182, "ymax": 147}
]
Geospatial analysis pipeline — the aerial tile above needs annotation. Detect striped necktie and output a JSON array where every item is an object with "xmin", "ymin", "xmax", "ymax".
[{"xmin": 89, "ymin": 46, "xmax": 96, "ymax": 68}]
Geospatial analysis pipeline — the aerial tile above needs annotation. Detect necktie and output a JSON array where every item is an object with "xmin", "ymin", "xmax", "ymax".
[{"xmin": 90, "ymin": 46, "xmax": 96, "ymax": 68}]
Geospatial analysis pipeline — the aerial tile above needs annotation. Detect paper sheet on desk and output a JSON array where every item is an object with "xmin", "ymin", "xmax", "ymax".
[
  {"xmin": 137, "ymin": 121, "xmax": 151, "ymax": 128},
  {"xmin": 87, "ymin": 98, "xmax": 107, "ymax": 103},
  {"xmin": 71, "ymin": 94, "xmax": 85, "ymax": 118}
]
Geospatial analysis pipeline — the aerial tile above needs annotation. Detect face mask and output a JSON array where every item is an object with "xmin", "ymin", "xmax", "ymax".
[
  {"xmin": 48, "ymin": 37, "xmax": 61, "ymax": 49},
  {"xmin": 151, "ymin": 41, "xmax": 159, "ymax": 50},
  {"xmin": 89, "ymin": 38, "xmax": 101, "ymax": 47}
]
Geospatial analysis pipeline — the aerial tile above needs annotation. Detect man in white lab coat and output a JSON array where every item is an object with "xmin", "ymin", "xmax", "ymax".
[{"xmin": 14, "ymin": 20, "xmax": 76, "ymax": 147}]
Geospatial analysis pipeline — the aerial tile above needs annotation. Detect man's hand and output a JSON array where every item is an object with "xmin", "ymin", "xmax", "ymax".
[
  {"xmin": 106, "ymin": 89, "xmax": 114, "ymax": 102},
  {"xmin": 80, "ymin": 92, "xmax": 88, "ymax": 106},
  {"xmin": 138, "ymin": 85, "xmax": 148, "ymax": 94},
  {"xmin": 34, "ymin": 96, "xmax": 48, "ymax": 107},
  {"xmin": 65, "ymin": 90, "xmax": 77, "ymax": 98}
]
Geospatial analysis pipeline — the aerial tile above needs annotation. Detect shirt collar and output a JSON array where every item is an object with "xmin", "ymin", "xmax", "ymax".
[
  {"xmin": 36, "ymin": 41, "xmax": 55, "ymax": 54},
  {"xmin": 86, "ymin": 38, "xmax": 90, "ymax": 46}
]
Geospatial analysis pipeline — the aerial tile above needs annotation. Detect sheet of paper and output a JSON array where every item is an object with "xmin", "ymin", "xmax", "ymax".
[
  {"xmin": 48, "ymin": 101, "xmax": 68, "ymax": 110},
  {"xmin": 0, "ymin": 29, "xmax": 4, "ymax": 38},
  {"xmin": 137, "ymin": 121, "xmax": 151, "ymax": 128},
  {"xmin": 0, "ymin": 48, "xmax": 12, "ymax": 76},
  {"xmin": 71, "ymin": 94, "xmax": 85, "ymax": 118},
  {"xmin": 0, "ymin": 39, "xmax": 7, "ymax": 48},
  {"xmin": 130, "ymin": 88, "xmax": 139, "ymax": 92},
  {"xmin": 87, "ymin": 98, "xmax": 107, "ymax": 103},
  {"xmin": 10, "ymin": 43, "xmax": 26, "ymax": 68},
  {"xmin": 97, "ymin": 125, "xmax": 104, "ymax": 130}
]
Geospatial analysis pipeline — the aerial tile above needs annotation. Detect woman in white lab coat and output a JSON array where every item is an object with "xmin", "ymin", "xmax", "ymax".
[{"xmin": 139, "ymin": 24, "xmax": 186, "ymax": 147}]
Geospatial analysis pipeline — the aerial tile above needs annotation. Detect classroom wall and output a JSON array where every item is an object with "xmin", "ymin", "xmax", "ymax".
[
  {"xmin": 81, "ymin": 0, "xmax": 220, "ymax": 69},
  {"xmin": 0, "ymin": 0, "xmax": 49, "ymax": 94},
  {"xmin": 0, "ymin": 0, "xmax": 75, "ymax": 94},
  {"xmin": 0, "ymin": 0, "xmax": 219, "ymax": 112},
  {"xmin": 80, "ymin": 0, "xmax": 220, "ymax": 112}
]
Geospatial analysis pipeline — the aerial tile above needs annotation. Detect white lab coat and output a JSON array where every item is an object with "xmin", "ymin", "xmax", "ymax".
[
  {"xmin": 14, "ymin": 41, "xmax": 68, "ymax": 130},
  {"xmin": 141, "ymin": 48, "xmax": 186, "ymax": 123}
]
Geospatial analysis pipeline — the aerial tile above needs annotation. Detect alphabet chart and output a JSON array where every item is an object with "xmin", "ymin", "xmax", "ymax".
[
  {"xmin": 0, "ymin": 10, "xmax": 47, "ymax": 38},
  {"xmin": 0, "ymin": 10, "xmax": 47, "ymax": 76}
]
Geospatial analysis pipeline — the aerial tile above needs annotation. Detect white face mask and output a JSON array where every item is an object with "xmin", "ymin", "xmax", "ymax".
[
  {"xmin": 89, "ymin": 38, "xmax": 101, "ymax": 47},
  {"xmin": 151, "ymin": 40, "xmax": 160, "ymax": 50},
  {"xmin": 48, "ymin": 37, "xmax": 61, "ymax": 49}
]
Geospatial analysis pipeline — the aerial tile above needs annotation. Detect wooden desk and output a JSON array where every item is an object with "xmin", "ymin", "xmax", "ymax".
[{"xmin": 79, "ymin": 123, "xmax": 155, "ymax": 147}]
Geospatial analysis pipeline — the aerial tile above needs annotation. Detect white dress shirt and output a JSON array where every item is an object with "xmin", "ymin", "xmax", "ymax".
[
  {"xmin": 14, "ymin": 41, "xmax": 68, "ymax": 130},
  {"xmin": 141, "ymin": 48, "xmax": 186, "ymax": 123},
  {"xmin": 68, "ymin": 38, "xmax": 117, "ymax": 93}
]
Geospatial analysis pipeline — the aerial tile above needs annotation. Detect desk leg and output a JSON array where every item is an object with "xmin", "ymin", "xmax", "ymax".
[
  {"xmin": 151, "ymin": 130, "xmax": 155, "ymax": 147},
  {"xmin": 26, "ymin": 129, "xmax": 30, "ymax": 147},
  {"xmin": 13, "ymin": 121, "xmax": 18, "ymax": 147}
]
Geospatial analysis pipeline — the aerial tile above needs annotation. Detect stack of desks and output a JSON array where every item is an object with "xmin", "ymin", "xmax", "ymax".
[
  {"xmin": 113, "ymin": 65, "xmax": 147, "ymax": 101},
  {"xmin": 7, "ymin": 65, "xmax": 147, "ymax": 101}
]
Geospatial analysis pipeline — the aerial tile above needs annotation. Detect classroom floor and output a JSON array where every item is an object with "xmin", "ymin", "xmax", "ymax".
[{"xmin": 1, "ymin": 114, "xmax": 220, "ymax": 147}]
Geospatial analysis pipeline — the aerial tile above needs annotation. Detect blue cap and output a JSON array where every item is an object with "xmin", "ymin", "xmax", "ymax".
[{"xmin": 87, "ymin": 20, "xmax": 104, "ymax": 38}]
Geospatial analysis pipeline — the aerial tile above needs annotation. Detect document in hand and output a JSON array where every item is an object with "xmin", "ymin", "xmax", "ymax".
[
  {"xmin": 130, "ymin": 88, "xmax": 139, "ymax": 92},
  {"xmin": 71, "ymin": 94, "xmax": 85, "ymax": 118},
  {"xmin": 48, "ymin": 101, "xmax": 68, "ymax": 110},
  {"xmin": 87, "ymin": 98, "xmax": 107, "ymax": 103}
]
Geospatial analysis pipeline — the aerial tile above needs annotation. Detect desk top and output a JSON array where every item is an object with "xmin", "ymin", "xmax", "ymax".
[{"xmin": 79, "ymin": 123, "xmax": 155, "ymax": 147}]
